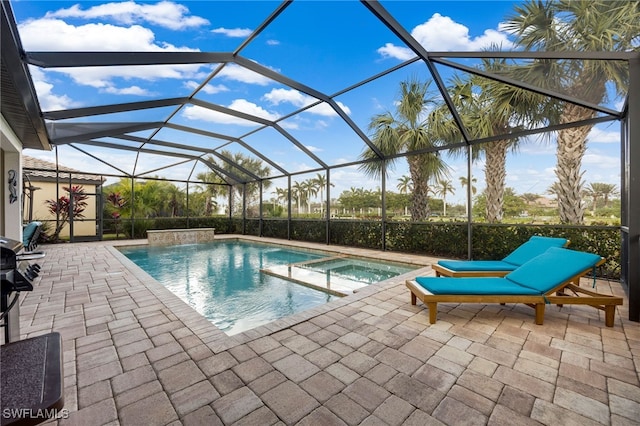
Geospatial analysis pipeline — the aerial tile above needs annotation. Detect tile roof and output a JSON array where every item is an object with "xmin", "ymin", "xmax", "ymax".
[{"xmin": 23, "ymin": 155, "xmax": 104, "ymax": 183}]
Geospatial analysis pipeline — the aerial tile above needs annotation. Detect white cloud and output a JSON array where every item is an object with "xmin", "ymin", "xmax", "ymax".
[
  {"xmin": 305, "ymin": 145, "xmax": 322, "ymax": 152},
  {"xmin": 262, "ymin": 88, "xmax": 351, "ymax": 116},
  {"xmin": 211, "ymin": 27, "xmax": 252, "ymax": 37},
  {"xmin": 587, "ymin": 127, "xmax": 620, "ymax": 144},
  {"xmin": 19, "ymin": 18, "xmax": 208, "ymax": 93},
  {"xmin": 266, "ymin": 39, "xmax": 280, "ymax": 46},
  {"xmin": 103, "ymin": 85, "xmax": 154, "ymax": 96},
  {"xmin": 182, "ymin": 100, "xmax": 278, "ymax": 126},
  {"xmin": 377, "ymin": 43, "xmax": 415, "ymax": 61},
  {"xmin": 217, "ymin": 63, "xmax": 274, "ymax": 85},
  {"xmin": 583, "ymin": 152, "xmax": 619, "ymax": 169},
  {"xmin": 378, "ymin": 13, "xmax": 513, "ymax": 60},
  {"xmin": 263, "ymin": 88, "xmax": 310, "ymax": 106},
  {"xmin": 184, "ymin": 80, "xmax": 229, "ymax": 94},
  {"xmin": 20, "ymin": 19, "xmax": 163, "ymax": 51},
  {"xmin": 29, "ymin": 67, "xmax": 79, "ymax": 111},
  {"xmin": 45, "ymin": 1, "xmax": 209, "ymax": 30},
  {"xmin": 228, "ymin": 99, "xmax": 279, "ymax": 120}
]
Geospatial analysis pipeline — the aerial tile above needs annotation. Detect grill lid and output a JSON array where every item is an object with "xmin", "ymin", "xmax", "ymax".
[{"xmin": 1, "ymin": 237, "xmax": 24, "ymax": 270}]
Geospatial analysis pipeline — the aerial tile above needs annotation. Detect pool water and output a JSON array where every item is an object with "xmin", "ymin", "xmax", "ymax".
[
  {"xmin": 118, "ymin": 240, "xmax": 415, "ymax": 335},
  {"xmin": 299, "ymin": 257, "xmax": 414, "ymax": 284}
]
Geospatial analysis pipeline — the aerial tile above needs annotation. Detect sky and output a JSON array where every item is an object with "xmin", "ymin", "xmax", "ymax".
[{"xmin": 14, "ymin": 0, "xmax": 624, "ymax": 206}]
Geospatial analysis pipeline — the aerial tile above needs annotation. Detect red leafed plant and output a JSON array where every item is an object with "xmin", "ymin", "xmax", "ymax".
[
  {"xmin": 106, "ymin": 192, "xmax": 127, "ymax": 238},
  {"xmin": 45, "ymin": 185, "xmax": 89, "ymax": 241}
]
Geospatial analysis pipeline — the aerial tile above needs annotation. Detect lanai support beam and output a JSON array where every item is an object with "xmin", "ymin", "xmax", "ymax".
[{"xmin": 626, "ymin": 56, "xmax": 640, "ymax": 322}]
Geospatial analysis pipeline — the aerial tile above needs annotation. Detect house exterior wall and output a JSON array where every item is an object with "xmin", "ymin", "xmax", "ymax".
[{"xmin": 1, "ymin": 114, "xmax": 24, "ymax": 241}]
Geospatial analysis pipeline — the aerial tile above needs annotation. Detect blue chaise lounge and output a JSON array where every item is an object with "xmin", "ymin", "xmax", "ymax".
[
  {"xmin": 432, "ymin": 235, "xmax": 569, "ymax": 278},
  {"xmin": 408, "ymin": 247, "xmax": 622, "ymax": 327}
]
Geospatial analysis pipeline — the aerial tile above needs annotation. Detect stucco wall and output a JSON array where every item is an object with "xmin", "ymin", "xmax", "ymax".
[{"xmin": 25, "ymin": 181, "xmax": 99, "ymax": 238}]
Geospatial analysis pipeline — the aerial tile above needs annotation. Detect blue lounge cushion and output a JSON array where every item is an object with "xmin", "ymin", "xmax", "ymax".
[
  {"xmin": 415, "ymin": 276, "xmax": 540, "ymax": 295},
  {"xmin": 505, "ymin": 247, "xmax": 601, "ymax": 293},
  {"xmin": 437, "ymin": 260, "xmax": 517, "ymax": 272},
  {"xmin": 22, "ymin": 222, "xmax": 40, "ymax": 246},
  {"xmin": 501, "ymin": 236, "xmax": 568, "ymax": 266}
]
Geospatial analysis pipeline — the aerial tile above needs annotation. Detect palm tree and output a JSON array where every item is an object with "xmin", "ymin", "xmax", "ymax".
[
  {"xmin": 521, "ymin": 193, "xmax": 539, "ymax": 205},
  {"xmin": 202, "ymin": 151, "xmax": 271, "ymax": 216},
  {"xmin": 195, "ymin": 171, "xmax": 223, "ymax": 216},
  {"xmin": 504, "ymin": 0, "xmax": 640, "ymax": 224},
  {"xmin": 313, "ymin": 173, "xmax": 333, "ymax": 217},
  {"xmin": 597, "ymin": 183, "xmax": 619, "ymax": 208},
  {"xmin": 584, "ymin": 182, "xmax": 620, "ymax": 215},
  {"xmin": 291, "ymin": 181, "xmax": 304, "ymax": 215},
  {"xmin": 396, "ymin": 175, "xmax": 413, "ymax": 194},
  {"xmin": 459, "ymin": 176, "xmax": 477, "ymax": 216},
  {"xmin": 275, "ymin": 187, "xmax": 289, "ymax": 208},
  {"xmin": 301, "ymin": 179, "xmax": 318, "ymax": 214},
  {"xmin": 429, "ymin": 61, "xmax": 551, "ymax": 223},
  {"xmin": 359, "ymin": 78, "xmax": 449, "ymax": 221},
  {"xmin": 396, "ymin": 175, "xmax": 413, "ymax": 216},
  {"xmin": 434, "ymin": 179, "xmax": 455, "ymax": 216}
]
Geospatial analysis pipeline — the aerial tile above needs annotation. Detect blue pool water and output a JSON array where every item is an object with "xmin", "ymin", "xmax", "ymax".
[{"xmin": 118, "ymin": 240, "xmax": 415, "ymax": 335}]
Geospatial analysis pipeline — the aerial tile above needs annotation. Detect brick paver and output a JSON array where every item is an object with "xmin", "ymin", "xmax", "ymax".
[{"xmin": 13, "ymin": 237, "xmax": 639, "ymax": 425}]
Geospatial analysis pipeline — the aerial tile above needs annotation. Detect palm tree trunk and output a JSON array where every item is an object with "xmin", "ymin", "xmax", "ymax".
[
  {"xmin": 555, "ymin": 104, "xmax": 596, "ymax": 224},
  {"xmin": 484, "ymin": 140, "xmax": 508, "ymax": 223},
  {"xmin": 407, "ymin": 156, "xmax": 430, "ymax": 221}
]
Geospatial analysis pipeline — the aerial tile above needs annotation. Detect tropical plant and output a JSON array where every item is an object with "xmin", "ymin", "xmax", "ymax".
[
  {"xmin": 194, "ymin": 170, "xmax": 224, "ymax": 216},
  {"xmin": 584, "ymin": 182, "xmax": 620, "ymax": 214},
  {"xmin": 291, "ymin": 181, "xmax": 304, "ymax": 215},
  {"xmin": 521, "ymin": 193, "xmax": 539, "ymax": 205},
  {"xmin": 359, "ymin": 78, "xmax": 449, "ymax": 221},
  {"xmin": 106, "ymin": 192, "xmax": 126, "ymax": 238},
  {"xmin": 313, "ymin": 173, "xmax": 333, "ymax": 217},
  {"xmin": 396, "ymin": 175, "xmax": 413, "ymax": 216},
  {"xmin": 44, "ymin": 185, "xmax": 88, "ymax": 241},
  {"xmin": 473, "ymin": 187, "xmax": 527, "ymax": 220},
  {"xmin": 434, "ymin": 179, "xmax": 455, "ymax": 216},
  {"xmin": 504, "ymin": 0, "xmax": 640, "ymax": 224},
  {"xmin": 201, "ymin": 151, "xmax": 271, "ymax": 217},
  {"xmin": 301, "ymin": 179, "xmax": 318, "ymax": 214},
  {"xmin": 459, "ymin": 176, "xmax": 477, "ymax": 216},
  {"xmin": 429, "ymin": 58, "xmax": 552, "ymax": 223}
]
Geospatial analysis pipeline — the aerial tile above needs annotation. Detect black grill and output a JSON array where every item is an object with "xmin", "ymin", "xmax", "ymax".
[{"xmin": 1, "ymin": 237, "xmax": 43, "ymax": 344}]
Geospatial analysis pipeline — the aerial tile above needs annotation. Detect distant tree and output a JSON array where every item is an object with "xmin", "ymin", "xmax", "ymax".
[
  {"xmin": 359, "ymin": 78, "xmax": 449, "ymax": 221},
  {"xmin": 434, "ymin": 179, "xmax": 455, "ymax": 216},
  {"xmin": 473, "ymin": 187, "xmax": 526, "ymax": 220},
  {"xmin": 459, "ymin": 176, "xmax": 477, "ymax": 216},
  {"xmin": 521, "ymin": 193, "xmax": 539, "ymax": 205},
  {"xmin": 291, "ymin": 181, "xmax": 304, "ymax": 215},
  {"xmin": 45, "ymin": 185, "xmax": 88, "ymax": 241},
  {"xmin": 396, "ymin": 175, "xmax": 413, "ymax": 216},
  {"xmin": 313, "ymin": 173, "xmax": 334, "ymax": 218},
  {"xmin": 584, "ymin": 182, "xmax": 620, "ymax": 215},
  {"xmin": 301, "ymin": 179, "xmax": 318, "ymax": 214}
]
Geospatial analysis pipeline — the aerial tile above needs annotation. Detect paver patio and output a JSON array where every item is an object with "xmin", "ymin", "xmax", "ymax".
[{"xmin": 14, "ymin": 236, "xmax": 640, "ymax": 425}]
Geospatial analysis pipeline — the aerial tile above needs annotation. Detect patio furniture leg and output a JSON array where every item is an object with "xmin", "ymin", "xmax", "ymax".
[
  {"xmin": 605, "ymin": 305, "xmax": 615, "ymax": 327},
  {"xmin": 410, "ymin": 292, "xmax": 417, "ymax": 305},
  {"xmin": 535, "ymin": 303, "xmax": 545, "ymax": 325},
  {"xmin": 427, "ymin": 302, "xmax": 438, "ymax": 324}
]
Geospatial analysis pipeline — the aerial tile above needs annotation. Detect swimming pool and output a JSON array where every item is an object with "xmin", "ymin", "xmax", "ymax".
[{"xmin": 119, "ymin": 240, "xmax": 416, "ymax": 335}]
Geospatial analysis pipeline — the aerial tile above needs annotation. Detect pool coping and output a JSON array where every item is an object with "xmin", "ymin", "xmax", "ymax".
[{"xmin": 108, "ymin": 235, "xmax": 435, "ymax": 352}]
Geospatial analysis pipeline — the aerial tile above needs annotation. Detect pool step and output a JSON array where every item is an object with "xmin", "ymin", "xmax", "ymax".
[{"xmin": 260, "ymin": 259, "xmax": 368, "ymax": 297}]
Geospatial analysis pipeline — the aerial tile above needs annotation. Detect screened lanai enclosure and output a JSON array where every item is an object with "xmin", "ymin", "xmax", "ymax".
[{"xmin": 2, "ymin": 0, "xmax": 639, "ymax": 321}]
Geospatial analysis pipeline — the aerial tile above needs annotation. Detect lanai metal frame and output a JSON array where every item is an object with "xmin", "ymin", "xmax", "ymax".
[{"xmin": 1, "ymin": 0, "xmax": 638, "ymax": 321}]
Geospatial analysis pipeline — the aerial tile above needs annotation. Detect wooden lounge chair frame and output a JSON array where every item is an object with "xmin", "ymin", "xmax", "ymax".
[{"xmin": 408, "ymin": 257, "xmax": 623, "ymax": 327}]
